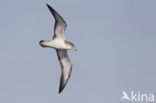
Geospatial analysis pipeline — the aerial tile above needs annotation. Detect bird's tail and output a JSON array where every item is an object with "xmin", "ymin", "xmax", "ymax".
[{"xmin": 39, "ymin": 40, "xmax": 49, "ymax": 47}]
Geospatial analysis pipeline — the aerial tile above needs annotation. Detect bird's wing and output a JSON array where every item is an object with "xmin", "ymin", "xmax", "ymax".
[
  {"xmin": 46, "ymin": 4, "xmax": 67, "ymax": 40},
  {"xmin": 56, "ymin": 49, "xmax": 72, "ymax": 93}
]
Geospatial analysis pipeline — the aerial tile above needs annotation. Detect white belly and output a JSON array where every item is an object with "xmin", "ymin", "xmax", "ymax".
[{"xmin": 48, "ymin": 39, "xmax": 68, "ymax": 49}]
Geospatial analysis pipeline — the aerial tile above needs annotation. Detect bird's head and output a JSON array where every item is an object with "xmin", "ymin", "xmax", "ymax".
[
  {"xmin": 65, "ymin": 41, "xmax": 77, "ymax": 51},
  {"xmin": 72, "ymin": 46, "xmax": 77, "ymax": 51}
]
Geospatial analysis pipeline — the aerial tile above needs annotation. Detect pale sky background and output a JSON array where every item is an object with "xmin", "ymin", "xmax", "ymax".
[{"xmin": 0, "ymin": 0, "xmax": 156, "ymax": 103}]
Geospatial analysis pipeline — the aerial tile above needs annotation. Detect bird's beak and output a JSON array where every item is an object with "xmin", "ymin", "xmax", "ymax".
[{"xmin": 73, "ymin": 47, "xmax": 77, "ymax": 51}]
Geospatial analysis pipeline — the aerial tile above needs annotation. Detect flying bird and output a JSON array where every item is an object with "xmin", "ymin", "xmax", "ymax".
[{"xmin": 39, "ymin": 4, "xmax": 77, "ymax": 93}]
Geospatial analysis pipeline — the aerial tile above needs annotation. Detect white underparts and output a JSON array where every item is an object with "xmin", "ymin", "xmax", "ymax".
[{"xmin": 41, "ymin": 39, "xmax": 71, "ymax": 50}]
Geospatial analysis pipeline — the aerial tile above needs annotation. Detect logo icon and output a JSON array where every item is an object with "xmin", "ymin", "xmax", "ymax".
[
  {"xmin": 121, "ymin": 91, "xmax": 155, "ymax": 102},
  {"xmin": 121, "ymin": 91, "xmax": 131, "ymax": 101}
]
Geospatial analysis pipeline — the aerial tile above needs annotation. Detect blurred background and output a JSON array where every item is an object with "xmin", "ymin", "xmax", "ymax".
[{"xmin": 0, "ymin": 0, "xmax": 156, "ymax": 103}]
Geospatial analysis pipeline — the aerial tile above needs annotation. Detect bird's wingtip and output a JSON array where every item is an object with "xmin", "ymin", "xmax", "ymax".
[
  {"xmin": 46, "ymin": 3, "xmax": 51, "ymax": 9},
  {"xmin": 58, "ymin": 86, "xmax": 64, "ymax": 94},
  {"xmin": 46, "ymin": 3, "xmax": 54, "ymax": 12},
  {"xmin": 46, "ymin": 3, "xmax": 49, "ymax": 6},
  {"xmin": 58, "ymin": 90, "xmax": 61, "ymax": 94}
]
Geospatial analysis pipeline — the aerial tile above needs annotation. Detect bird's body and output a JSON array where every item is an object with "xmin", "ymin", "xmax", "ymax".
[
  {"xmin": 40, "ymin": 39, "xmax": 73, "ymax": 50},
  {"xmin": 39, "ymin": 4, "xmax": 76, "ymax": 93}
]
